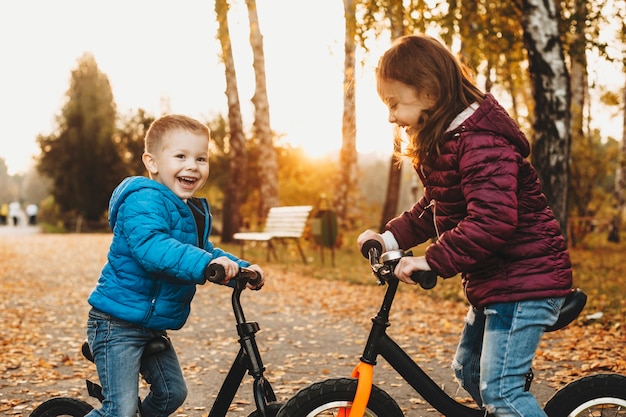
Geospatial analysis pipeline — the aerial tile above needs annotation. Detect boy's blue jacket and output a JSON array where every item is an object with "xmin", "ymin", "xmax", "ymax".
[{"xmin": 88, "ymin": 176, "xmax": 249, "ymax": 330}]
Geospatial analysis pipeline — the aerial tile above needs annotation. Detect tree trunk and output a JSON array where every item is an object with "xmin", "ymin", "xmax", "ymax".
[
  {"xmin": 519, "ymin": 0, "xmax": 571, "ymax": 239},
  {"xmin": 245, "ymin": 0, "xmax": 278, "ymax": 221},
  {"xmin": 379, "ymin": 0, "xmax": 405, "ymax": 230},
  {"xmin": 567, "ymin": 0, "xmax": 589, "ymax": 245},
  {"xmin": 332, "ymin": 0, "xmax": 359, "ymax": 229},
  {"xmin": 215, "ymin": 0, "xmax": 246, "ymax": 243},
  {"xmin": 608, "ymin": 64, "xmax": 626, "ymax": 242},
  {"xmin": 379, "ymin": 139, "xmax": 403, "ymax": 231}
]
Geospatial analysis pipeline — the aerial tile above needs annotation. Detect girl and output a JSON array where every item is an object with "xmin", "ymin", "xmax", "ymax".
[{"xmin": 357, "ymin": 34, "xmax": 572, "ymax": 417}]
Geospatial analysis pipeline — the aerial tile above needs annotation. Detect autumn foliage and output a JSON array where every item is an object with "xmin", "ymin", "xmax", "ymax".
[{"xmin": 1, "ymin": 233, "xmax": 624, "ymax": 416}]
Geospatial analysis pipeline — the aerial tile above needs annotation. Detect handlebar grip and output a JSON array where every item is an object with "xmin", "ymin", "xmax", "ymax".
[
  {"xmin": 248, "ymin": 272, "xmax": 262, "ymax": 289},
  {"xmin": 240, "ymin": 268, "xmax": 262, "ymax": 287},
  {"xmin": 205, "ymin": 264, "xmax": 262, "ymax": 288},
  {"xmin": 206, "ymin": 263, "xmax": 226, "ymax": 283},
  {"xmin": 361, "ymin": 239, "xmax": 383, "ymax": 258},
  {"xmin": 410, "ymin": 270, "xmax": 438, "ymax": 290}
]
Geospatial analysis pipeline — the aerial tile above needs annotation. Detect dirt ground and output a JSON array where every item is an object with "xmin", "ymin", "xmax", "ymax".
[{"xmin": 0, "ymin": 230, "xmax": 604, "ymax": 416}]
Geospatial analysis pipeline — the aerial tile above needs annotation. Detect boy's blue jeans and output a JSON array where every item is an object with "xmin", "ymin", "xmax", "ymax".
[
  {"xmin": 85, "ymin": 308, "xmax": 187, "ymax": 417},
  {"xmin": 452, "ymin": 298, "xmax": 565, "ymax": 417}
]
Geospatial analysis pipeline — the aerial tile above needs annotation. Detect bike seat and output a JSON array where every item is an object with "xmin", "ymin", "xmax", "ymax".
[
  {"xmin": 545, "ymin": 288, "xmax": 587, "ymax": 332},
  {"xmin": 81, "ymin": 336, "xmax": 171, "ymax": 363},
  {"xmin": 144, "ymin": 335, "xmax": 172, "ymax": 356},
  {"xmin": 81, "ymin": 341, "xmax": 94, "ymax": 362}
]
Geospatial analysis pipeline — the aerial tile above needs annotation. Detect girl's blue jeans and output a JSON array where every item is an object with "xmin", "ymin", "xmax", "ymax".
[
  {"xmin": 85, "ymin": 308, "xmax": 187, "ymax": 417},
  {"xmin": 452, "ymin": 297, "xmax": 565, "ymax": 417}
]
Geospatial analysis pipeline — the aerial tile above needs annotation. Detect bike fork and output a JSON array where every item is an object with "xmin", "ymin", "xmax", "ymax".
[
  {"xmin": 338, "ymin": 361, "xmax": 374, "ymax": 417},
  {"xmin": 340, "ymin": 283, "xmax": 393, "ymax": 417}
]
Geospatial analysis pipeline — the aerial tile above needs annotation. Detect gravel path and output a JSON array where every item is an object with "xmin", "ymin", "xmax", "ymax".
[{"xmin": 0, "ymin": 231, "xmax": 579, "ymax": 416}]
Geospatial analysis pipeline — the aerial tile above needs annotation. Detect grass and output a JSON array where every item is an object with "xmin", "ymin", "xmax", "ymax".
[
  {"xmin": 566, "ymin": 234, "xmax": 626, "ymax": 326},
  {"xmin": 219, "ymin": 230, "xmax": 625, "ymax": 328}
]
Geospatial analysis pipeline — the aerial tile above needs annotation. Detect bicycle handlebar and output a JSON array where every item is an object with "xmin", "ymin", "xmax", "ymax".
[
  {"xmin": 362, "ymin": 239, "xmax": 438, "ymax": 290},
  {"xmin": 205, "ymin": 263, "xmax": 262, "ymax": 288},
  {"xmin": 361, "ymin": 239, "xmax": 383, "ymax": 259},
  {"xmin": 410, "ymin": 269, "xmax": 438, "ymax": 289}
]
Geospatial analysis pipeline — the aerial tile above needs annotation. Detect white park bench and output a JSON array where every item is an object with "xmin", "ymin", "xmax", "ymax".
[{"xmin": 233, "ymin": 205, "xmax": 313, "ymax": 264}]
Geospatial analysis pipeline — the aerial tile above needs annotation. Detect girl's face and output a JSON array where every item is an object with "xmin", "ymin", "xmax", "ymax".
[
  {"xmin": 378, "ymin": 78, "xmax": 435, "ymax": 131},
  {"xmin": 142, "ymin": 129, "xmax": 210, "ymax": 201}
]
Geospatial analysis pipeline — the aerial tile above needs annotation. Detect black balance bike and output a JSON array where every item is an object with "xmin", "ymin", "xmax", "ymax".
[
  {"xmin": 30, "ymin": 265, "xmax": 283, "ymax": 417},
  {"xmin": 277, "ymin": 240, "xmax": 626, "ymax": 417}
]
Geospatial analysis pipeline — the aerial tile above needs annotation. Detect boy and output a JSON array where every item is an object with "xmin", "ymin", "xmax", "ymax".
[{"xmin": 86, "ymin": 114, "xmax": 264, "ymax": 417}]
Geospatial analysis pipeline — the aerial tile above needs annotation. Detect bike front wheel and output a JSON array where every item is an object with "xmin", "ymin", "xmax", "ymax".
[
  {"xmin": 276, "ymin": 377, "xmax": 404, "ymax": 417},
  {"xmin": 30, "ymin": 397, "xmax": 94, "ymax": 417},
  {"xmin": 544, "ymin": 373, "xmax": 626, "ymax": 417}
]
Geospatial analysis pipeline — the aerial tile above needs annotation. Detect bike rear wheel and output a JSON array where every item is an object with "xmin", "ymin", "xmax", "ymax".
[
  {"xmin": 276, "ymin": 377, "xmax": 404, "ymax": 417},
  {"xmin": 544, "ymin": 373, "xmax": 626, "ymax": 417},
  {"xmin": 30, "ymin": 397, "xmax": 94, "ymax": 417}
]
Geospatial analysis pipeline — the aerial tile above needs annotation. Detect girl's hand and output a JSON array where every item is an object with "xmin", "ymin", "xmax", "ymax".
[
  {"xmin": 394, "ymin": 256, "xmax": 431, "ymax": 285},
  {"xmin": 245, "ymin": 264, "xmax": 265, "ymax": 290},
  {"xmin": 357, "ymin": 230, "xmax": 385, "ymax": 253}
]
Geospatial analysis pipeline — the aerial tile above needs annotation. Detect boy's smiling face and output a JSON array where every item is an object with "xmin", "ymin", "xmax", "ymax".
[{"xmin": 142, "ymin": 129, "xmax": 210, "ymax": 200}]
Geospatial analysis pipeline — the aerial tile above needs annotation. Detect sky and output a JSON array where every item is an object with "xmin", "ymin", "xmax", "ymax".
[
  {"xmin": 0, "ymin": 1, "xmax": 623, "ymax": 176},
  {"xmin": 0, "ymin": 0, "xmax": 393, "ymax": 175}
]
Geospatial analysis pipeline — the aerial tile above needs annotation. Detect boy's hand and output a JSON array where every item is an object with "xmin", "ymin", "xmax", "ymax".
[
  {"xmin": 209, "ymin": 257, "xmax": 239, "ymax": 285},
  {"xmin": 246, "ymin": 264, "xmax": 265, "ymax": 290}
]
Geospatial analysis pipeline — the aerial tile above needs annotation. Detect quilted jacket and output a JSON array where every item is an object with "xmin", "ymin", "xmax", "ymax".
[
  {"xmin": 88, "ymin": 176, "xmax": 249, "ymax": 330},
  {"xmin": 386, "ymin": 94, "xmax": 572, "ymax": 307}
]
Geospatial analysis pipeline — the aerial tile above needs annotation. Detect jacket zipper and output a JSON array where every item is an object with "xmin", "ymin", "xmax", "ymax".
[
  {"xmin": 143, "ymin": 281, "xmax": 162, "ymax": 325},
  {"xmin": 420, "ymin": 198, "xmax": 470, "ymax": 300},
  {"xmin": 418, "ymin": 164, "xmax": 440, "ymax": 240},
  {"xmin": 419, "ymin": 199, "xmax": 440, "ymax": 240}
]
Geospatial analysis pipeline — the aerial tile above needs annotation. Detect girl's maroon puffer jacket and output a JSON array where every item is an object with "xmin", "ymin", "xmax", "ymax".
[{"xmin": 386, "ymin": 94, "xmax": 572, "ymax": 308}]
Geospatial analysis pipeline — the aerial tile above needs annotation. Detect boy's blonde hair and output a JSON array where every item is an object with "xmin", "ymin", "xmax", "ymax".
[{"xmin": 144, "ymin": 114, "xmax": 211, "ymax": 154}]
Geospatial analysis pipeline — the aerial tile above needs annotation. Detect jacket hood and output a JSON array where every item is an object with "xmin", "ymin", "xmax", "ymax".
[
  {"xmin": 459, "ymin": 94, "xmax": 531, "ymax": 158},
  {"xmin": 108, "ymin": 176, "xmax": 186, "ymax": 230}
]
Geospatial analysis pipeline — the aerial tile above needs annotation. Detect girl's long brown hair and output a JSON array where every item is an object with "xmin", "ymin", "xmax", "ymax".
[{"xmin": 376, "ymin": 34, "xmax": 484, "ymax": 168}]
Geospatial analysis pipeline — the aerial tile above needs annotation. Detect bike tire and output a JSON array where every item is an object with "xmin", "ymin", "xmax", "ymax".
[
  {"xmin": 544, "ymin": 373, "xmax": 626, "ymax": 417},
  {"xmin": 246, "ymin": 402, "xmax": 284, "ymax": 417},
  {"xmin": 30, "ymin": 397, "xmax": 94, "ymax": 417},
  {"xmin": 276, "ymin": 377, "xmax": 404, "ymax": 417}
]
